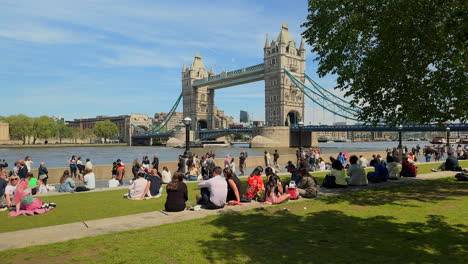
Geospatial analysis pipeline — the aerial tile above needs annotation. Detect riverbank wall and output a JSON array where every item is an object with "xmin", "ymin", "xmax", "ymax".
[{"xmin": 12, "ymin": 151, "xmax": 387, "ymax": 184}]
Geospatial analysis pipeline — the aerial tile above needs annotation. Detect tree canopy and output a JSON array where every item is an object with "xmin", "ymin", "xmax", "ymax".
[
  {"xmin": 31, "ymin": 116, "xmax": 57, "ymax": 144},
  {"xmin": 93, "ymin": 120, "xmax": 119, "ymax": 141},
  {"xmin": 6, "ymin": 114, "xmax": 33, "ymax": 144},
  {"xmin": 302, "ymin": 0, "xmax": 467, "ymax": 125}
]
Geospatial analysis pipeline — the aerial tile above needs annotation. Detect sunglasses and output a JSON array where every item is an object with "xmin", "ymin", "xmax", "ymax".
[{"xmin": 10, "ymin": 178, "xmax": 19, "ymax": 181}]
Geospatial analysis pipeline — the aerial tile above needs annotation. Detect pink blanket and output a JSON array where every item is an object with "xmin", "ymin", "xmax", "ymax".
[{"xmin": 8, "ymin": 207, "xmax": 54, "ymax": 217}]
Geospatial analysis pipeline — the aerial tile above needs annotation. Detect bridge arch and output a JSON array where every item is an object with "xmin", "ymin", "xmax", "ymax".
[
  {"xmin": 286, "ymin": 110, "xmax": 300, "ymax": 126},
  {"xmin": 198, "ymin": 120, "xmax": 208, "ymax": 130}
]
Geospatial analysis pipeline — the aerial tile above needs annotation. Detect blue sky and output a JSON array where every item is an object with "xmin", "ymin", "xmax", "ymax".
[{"xmin": 0, "ymin": 0, "xmax": 349, "ymax": 124}]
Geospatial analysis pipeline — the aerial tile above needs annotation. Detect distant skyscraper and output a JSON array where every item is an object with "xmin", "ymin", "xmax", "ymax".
[{"xmin": 240, "ymin": 110, "xmax": 249, "ymax": 123}]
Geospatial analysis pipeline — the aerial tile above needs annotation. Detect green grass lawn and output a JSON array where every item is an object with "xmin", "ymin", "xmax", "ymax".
[
  {"xmin": 1, "ymin": 176, "xmax": 467, "ymax": 264},
  {"xmin": 0, "ymin": 161, "xmax": 466, "ymax": 234}
]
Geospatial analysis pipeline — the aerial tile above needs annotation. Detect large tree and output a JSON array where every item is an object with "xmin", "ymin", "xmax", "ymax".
[
  {"xmin": 302, "ymin": 0, "xmax": 467, "ymax": 125},
  {"xmin": 93, "ymin": 120, "xmax": 119, "ymax": 142},
  {"xmin": 6, "ymin": 114, "xmax": 33, "ymax": 144},
  {"xmin": 31, "ymin": 116, "xmax": 57, "ymax": 144}
]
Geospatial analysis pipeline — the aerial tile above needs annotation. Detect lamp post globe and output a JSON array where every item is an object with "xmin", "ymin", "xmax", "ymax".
[{"xmin": 183, "ymin": 117, "xmax": 192, "ymax": 158}]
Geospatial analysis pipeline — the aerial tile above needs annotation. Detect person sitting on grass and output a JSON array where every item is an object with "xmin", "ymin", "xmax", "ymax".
[
  {"xmin": 36, "ymin": 179, "xmax": 48, "ymax": 194},
  {"xmin": 143, "ymin": 169, "xmax": 163, "ymax": 199},
  {"xmin": 108, "ymin": 175, "xmax": 120, "ymax": 188},
  {"xmin": 58, "ymin": 170, "xmax": 76, "ymax": 193},
  {"xmin": 367, "ymin": 158, "xmax": 389, "ymax": 183},
  {"xmin": 285, "ymin": 163, "xmax": 300, "ymax": 184},
  {"xmin": 431, "ymin": 151, "xmax": 460, "ymax": 172},
  {"xmin": 330, "ymin": 160, "xmax": 348, "ymax": 188},
  {"xmin": 26, "ymin": 172, "xmax": 38, "ymax": 195},
  {"xmin": 196, "ymin": 166, "xmax": 227, "ymax": 209},
  {"xmin": 187, "ymin": 164, "xmax": 200, "ymax": 181},
  {"xmin": 346, "ymin": 155, "xmax": 367, "ymax": 186},
  {"xmin": 224, "ymin": 167, "xmax": 243, "ymax": 204},
  {"xmin": 265, "ymin": 173, "xmax": 290, "ymax": 204},
  {"xmin": 164, "ymin": 172, "xmax": 188, "ymax": 212},
  {"xmin": 295, "ymin": 168, "xmax": 319, "ymax": 198},
  {"xmin": 161, "ymin": 166, "xmax": 172, "ymax": 184},
  {"xmin": 400, "ymin": 157, "xmax": 418, "ymax": 177},
  {"xmin": 244, "ymin": 166, "xmax": 265, "ymax": 200},
  {"xmin": 124, "ymin": 172, "xmax": 147, "ymax": 200},
  {"xmin": 8, "ymin": 179, "xmax": 56, "ymax": 217},
  {"xmin": 386, "ymin": 156, "xmax": 401, "ymax": 180}
]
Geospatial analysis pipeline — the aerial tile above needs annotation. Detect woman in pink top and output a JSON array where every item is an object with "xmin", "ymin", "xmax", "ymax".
[
  {"xmin": 224, "ymin": 155, "xmax": 231, "ymax": 168},
  {"xmin": 244, "ymin": 166, "xmax": 265, "ymax": 199},
  {"xmin": 265, "ymin": 174, "xmax": 290, "ymax": 204}
]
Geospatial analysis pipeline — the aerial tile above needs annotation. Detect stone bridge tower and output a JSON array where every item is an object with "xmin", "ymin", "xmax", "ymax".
[
  {"xmin": 182, "ymin": 54, "xmax": 215, "ymax": 131},
  {"xmin": 264, "ymin": 23, "xmax": 306, "ymax": 126}
]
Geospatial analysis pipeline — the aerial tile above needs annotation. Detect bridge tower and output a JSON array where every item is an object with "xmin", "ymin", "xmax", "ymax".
[
  {"xmin": 264, "ymin": 23, "xmax": 306, "ymax": 126},
  {"xmin": 182, "ymin": 54, "xmax": 216, "ymax": 131}
]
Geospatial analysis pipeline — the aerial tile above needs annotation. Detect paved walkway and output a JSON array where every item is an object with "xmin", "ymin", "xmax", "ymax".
[{"xmin": 0, "ymin": 170, "xmax": 463, "ymax": 251}]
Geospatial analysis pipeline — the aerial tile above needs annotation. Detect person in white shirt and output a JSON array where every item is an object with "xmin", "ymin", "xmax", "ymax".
[
  {"xmin": 318, "ymin": 158, "xmax": 326, "ymax": 171},
  {"xmin": 36, "ymin": 180, "xmax": 48, "ymax": 194},
  {"xmin": 197, "ymin": 167, "xmax": 227, "ymax": 209},
  {"xmin": 85, "ymin": 158, "xmax": 93, "ymax": 170},
  {"xmin": 4, "ymin": 176, "xmax": 19, "ymax": 207},
  {"xmin": 161, "ymin": 166, "xmax": 172, "ymax": 184},
  {"xmin": 83, "ymin": 168, "xmax": 96, "ymax": 190},
  {"xmin": 125, "ymin": 172, "xmax": 147, "ymax": 200},
  {"xmin": 24, "ymin": 156, "xmax": 33, "ymax": 172},
  {"xmin": 358, "ymin": 156, "xmax": 369, "ymax": 168},
  {"xmin": 108, "ymin": 175, "xmax": 120, "ymax": 188}
]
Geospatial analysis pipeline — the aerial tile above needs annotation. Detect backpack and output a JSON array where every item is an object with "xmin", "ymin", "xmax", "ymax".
[
  {"xmin": 321, "ymin": 174, "xmax": 336, "ymax": 188},
  {"xmin": 455, "ymin": 173, "xmax": 468, "ymax": 181}
]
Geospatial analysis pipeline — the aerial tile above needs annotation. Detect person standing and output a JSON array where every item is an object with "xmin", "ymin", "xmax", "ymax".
[
  {"xmin": 68, "ymin": 155, "xmax": 78, "ymax": 179},
  {"xmin": 24, "ymin": 156, "xmax": 33, "ymax": 172},
  {"xmin": 239, "ymin": 152, "xmax": 246, "ymax": 176},
  {"xmin": 264, "ymin": 151, "xmax": 271, "ymax": 167},
  {"xmin": 38, "ymin": 162, "xmax": 49, "ymax": 185},
  {"xmin": 152, "ymin": 154, "xmax": 159, "ymax": 170},
  {"xmin": 273, "ymin": 150, "xmax": 280, "ymax": 171},
  {"xmin": 17, "ymin": 160, "xmax": 28, "ymax": 179}
]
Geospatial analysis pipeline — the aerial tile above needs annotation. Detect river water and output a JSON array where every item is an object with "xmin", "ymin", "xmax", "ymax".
[{"xmin": 0, "ymin": 141, "xmax": 430, "ymax": 169}]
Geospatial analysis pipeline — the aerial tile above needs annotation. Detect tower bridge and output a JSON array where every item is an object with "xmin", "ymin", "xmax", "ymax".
[{"xmin": 130, "ymin": 23, "xmax": 467, "ymax": 147}]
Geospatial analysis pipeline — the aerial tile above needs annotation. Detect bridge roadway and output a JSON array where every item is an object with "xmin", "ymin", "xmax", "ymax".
[{"xmin": 132, "ymin": 123, "xmax": 468, "ymax": 140}]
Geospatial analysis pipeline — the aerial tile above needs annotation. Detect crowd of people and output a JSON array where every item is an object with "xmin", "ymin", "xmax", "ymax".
[{"xmin": 0, "ymin": 144, "xmax": 465, "ymax": 217}]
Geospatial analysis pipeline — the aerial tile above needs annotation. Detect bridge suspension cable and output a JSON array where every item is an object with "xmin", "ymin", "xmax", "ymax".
[
  {"xmin": 284, "ymin": 68, "xmax": 362, "ymax": 122},
  {"xmin": 131, "ymin": 92, "xmax": 183, "ymax": 135}
]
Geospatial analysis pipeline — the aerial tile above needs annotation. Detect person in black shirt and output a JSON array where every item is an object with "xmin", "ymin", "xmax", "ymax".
[
  {"xmin": 152, "ymin": 154, "xmax": 159, "ymax": 170},
  {"xmin": 431, "ymin": 151, "xmax": 460, "ymax": 172},
  {"xmin": 165, "ymin": 172, "xmax": 188, "ymax": 212},
  {"xmin": 239, "ymin": 152, "xmax": 246, "ymax": 176},
  {"xmin": 17, "ymin": 160, "xmax": 28, "ymax": 179},
  {"xmin": 224, "ymin": 168, "xmax": 242, "ymax": 203},
  {"xmin": 144, "ymin": 169, "xmax": 163, "ymax": 198}
]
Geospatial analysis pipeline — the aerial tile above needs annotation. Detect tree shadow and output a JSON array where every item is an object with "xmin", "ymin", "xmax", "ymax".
[
  {"xmin": 200, "ymin": 210, "xmax": 467, "ymax": 264},
  {"xmin": 320, "ymin": 179, "xmax": 468, "ymax": 207}
]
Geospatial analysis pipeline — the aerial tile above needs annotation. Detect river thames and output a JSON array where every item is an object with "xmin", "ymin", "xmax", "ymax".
[{"xmin": 0, "ymin": 141, "xmax": 429, "ymax": 168}]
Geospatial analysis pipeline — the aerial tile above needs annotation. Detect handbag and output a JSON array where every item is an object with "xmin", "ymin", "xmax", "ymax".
[
  {"xmin": 287, "ymin": 188, "xmax": 299, "ymax": 200},
  {"xmin": 322, "ymin": 174, "xmax": 336, "ymax": 188}
]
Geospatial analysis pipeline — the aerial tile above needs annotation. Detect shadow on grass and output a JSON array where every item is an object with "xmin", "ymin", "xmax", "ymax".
[
  {"xmin": 321, "ymin": 178, "xmax": 468, "ymax": 207},
  {"xmin": 200, "ymin": 210, "xmax": 467, "ymax": 264}
]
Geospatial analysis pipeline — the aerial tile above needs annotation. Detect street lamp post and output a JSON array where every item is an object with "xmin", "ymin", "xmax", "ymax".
[
  {"xmin": 297, "ymin": 121, "xmax": 304, "ymax": 166},
  {"xmin": 446, "ymin": 127, "xmax": 450, "ymax": 151},
  {"xmin": 182, "ymin": 117, "xmax": 192, "ymax": 158},
  {"xmin": 398, "ymin": 124, "xmax": 403, "ymax": 155}
]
